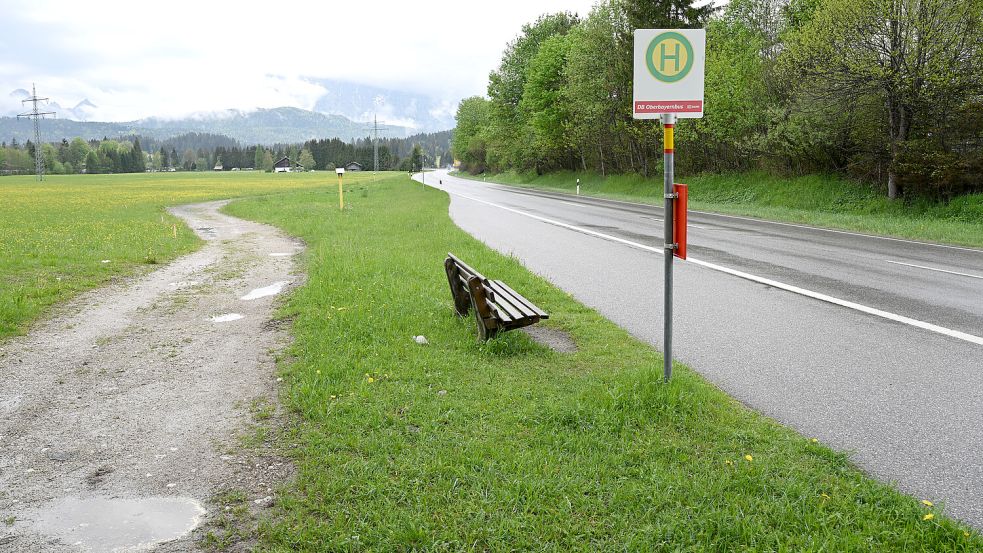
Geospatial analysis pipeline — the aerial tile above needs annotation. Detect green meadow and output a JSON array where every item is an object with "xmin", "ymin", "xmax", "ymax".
[
  {"xmin": 0, "ymin": 171, "xmax": 377, "ymax": 339},
  {"xmin": 1, "ymin": 172, "xmax": 979, "ymax": 549}
]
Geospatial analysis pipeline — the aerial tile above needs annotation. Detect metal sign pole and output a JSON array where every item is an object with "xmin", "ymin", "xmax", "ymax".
[{"xmin": 662, "ymin": 113, "xmax": 676, "ymax": 381}]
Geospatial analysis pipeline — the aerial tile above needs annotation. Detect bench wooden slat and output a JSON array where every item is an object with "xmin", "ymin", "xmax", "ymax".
[
  {"xmin": 486, "ymin": 299, "xmax": 523, "ymax": 324},
  {"xmin": 491, "ymin": 280, "xmax": 549, "ymax": 319},
  {"xmin": 485, "ymin": 281, "xmax": 533, "ymax": 322},
  {"xmin": 447, "ymin": 253, "xmax": 483, "ymax": 281}
]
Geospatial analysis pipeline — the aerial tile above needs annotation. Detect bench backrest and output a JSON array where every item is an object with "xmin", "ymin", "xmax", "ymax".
[{"xmin": 446, "ymin": 253, "xmax": 485, "ymax": 284}]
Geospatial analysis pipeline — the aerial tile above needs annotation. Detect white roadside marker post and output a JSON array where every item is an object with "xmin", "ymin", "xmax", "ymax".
[{"xmin": 336, "ymin": 167, "xmax": 345, "ymax": 210}]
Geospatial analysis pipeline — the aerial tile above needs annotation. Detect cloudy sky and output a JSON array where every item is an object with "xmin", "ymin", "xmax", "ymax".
[{"xmin": 0, "ymin": 0, "xmax": 598, "ymax": 122}]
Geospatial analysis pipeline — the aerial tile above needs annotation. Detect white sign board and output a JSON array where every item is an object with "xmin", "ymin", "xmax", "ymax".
[
  {"xmin": 336, "ymin": 168, "xmax": 345, "ymax": 175},
  {"xmin": 633, "ymin": 29, "xmax": 705, "ymax": 119}
]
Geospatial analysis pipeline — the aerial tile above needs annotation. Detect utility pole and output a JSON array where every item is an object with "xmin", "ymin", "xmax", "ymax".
[
  {"xmin": 18, "ymin": 84, "xmax": 56, "ymax": 181},
  {"xmin": 362, "ymin": 115, "xmax": 389, "ymax": 173}
]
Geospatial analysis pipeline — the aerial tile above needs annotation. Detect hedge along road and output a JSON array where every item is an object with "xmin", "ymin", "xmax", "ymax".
[
  {"xmin": 0, "ymin": 200, "xmax": 303, "ymax": 552},
  {"xmin": 421, "ymin": 169, "xmax": 983, "ymax": 528}
]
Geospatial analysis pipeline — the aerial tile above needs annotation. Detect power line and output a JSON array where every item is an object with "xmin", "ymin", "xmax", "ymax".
[{"xmin": 17, "ymin": 83, "xmax": 56, "ymax": 181}]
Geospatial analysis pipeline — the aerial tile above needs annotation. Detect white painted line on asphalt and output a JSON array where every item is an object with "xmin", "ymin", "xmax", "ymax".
[
  {"xmin": 686, "ymin": 258, "xmax": 983, "ymax": 346},
  {"xmin": 447, "ymin": 189, "xmax": 983, "ymax": 347},
  {"xmin": 458, "ymin": 176, "xmax": 983, "ymax": 254},
  {"xmin": 885, "ymin": 260, "xmax": 983, "ymax": 280}
]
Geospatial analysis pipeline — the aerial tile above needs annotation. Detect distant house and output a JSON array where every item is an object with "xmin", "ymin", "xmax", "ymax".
[
  {"xmin": 213, "ymin": 163, "xmax": 223, "ymax": 171},
  {"xmin": 345, "ymin": 161, "xmax": 363, "ymax": 172},
  {"xmin": 274, "ymin": 157, "xmax": 304, "ymax": 173}
]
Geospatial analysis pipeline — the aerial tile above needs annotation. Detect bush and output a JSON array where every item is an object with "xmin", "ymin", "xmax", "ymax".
[{"xmin": 895, "ymin": 141, "xmax": 983, "ymax": 199}]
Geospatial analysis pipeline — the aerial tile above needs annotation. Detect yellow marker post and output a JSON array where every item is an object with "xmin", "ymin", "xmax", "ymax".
[{"xmin": 335, "ymin": 167, "xmax": 345, "ymax": 210}]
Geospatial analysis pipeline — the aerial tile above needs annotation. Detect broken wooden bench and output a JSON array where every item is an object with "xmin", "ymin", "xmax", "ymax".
[{"xmin": 444, "ymin": 253, "xmax": 549, "ymax": 340}]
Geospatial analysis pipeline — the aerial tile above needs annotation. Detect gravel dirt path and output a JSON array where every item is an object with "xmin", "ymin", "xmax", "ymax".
[{"xmin": 0, "ymin": 200, "xmax": 303, "ymax": 552}]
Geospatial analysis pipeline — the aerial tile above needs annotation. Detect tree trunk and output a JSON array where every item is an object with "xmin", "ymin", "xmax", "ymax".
[
  {"xmin": 887, "ymin": 166, "xmax": 899, "ymax": 200},
  {"xmin": 598, "ymin": 142, "xmax": 605, "ymax": 177}
]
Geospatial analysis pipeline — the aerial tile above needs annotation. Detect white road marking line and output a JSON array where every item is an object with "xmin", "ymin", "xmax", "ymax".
[
  {"xmin": 446, "ymin": 188, "xmax": 983, "ymax": 347},
  {"xmin": 885, "ymin": 260, "xmax": 983, "ymax": 280},
  {"xmin": 448, "ymin": 175, "xmax": 983, "ymax": 254}
]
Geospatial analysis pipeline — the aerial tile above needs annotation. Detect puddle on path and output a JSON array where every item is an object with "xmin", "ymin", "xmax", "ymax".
[
  {"xmin": 210, "ymin": 313, "xmax": 243, "ymax": 323},
  {"xmin": 29, "ymin": 496, "xmax": 205, "ymax": 551},
  {"xmin": 195, "ymin": 226, "xmax": 218, "ymax": 239},
  {"xmin": 241, "ymin": 281, "xmax": 289, "ymax": 301}
]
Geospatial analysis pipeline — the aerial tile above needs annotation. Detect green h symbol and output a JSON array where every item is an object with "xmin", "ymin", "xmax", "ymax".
[{"xmin": 660, "ymin": 42, "xmax": 681, "ymax": 72}]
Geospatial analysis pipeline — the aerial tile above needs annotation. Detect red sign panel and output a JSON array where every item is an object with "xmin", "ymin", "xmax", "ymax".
[{"xmin": 635, "ymin": 101, "xmax": 703, "ymax": 114}]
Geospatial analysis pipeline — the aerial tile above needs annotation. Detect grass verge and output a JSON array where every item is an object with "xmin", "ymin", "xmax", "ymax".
[
  {"xmin": 0, "ymin": 171, "xmax": 384, "ymax": 340},
  {"xmin": 225, "ymin": 174, "xmax": 980, "ymax": 550},
  {"xmin": 455, "ymin": 170, "xmax": 983, "ymax": 248}
]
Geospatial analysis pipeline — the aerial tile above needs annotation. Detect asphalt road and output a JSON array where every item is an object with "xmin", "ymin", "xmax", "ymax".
[{"xmin": 417, "ymin": 169, "xmax": 983, "ymax": 528}]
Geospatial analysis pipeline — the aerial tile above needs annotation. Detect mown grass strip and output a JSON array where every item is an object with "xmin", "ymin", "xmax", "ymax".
[
  {"xmin": 455, "ymin": 171, "xmax": 983, "ymax": 248},
  {"xmin": 226, "ymin": 175, "xmax": 980, "ymax": 551}
]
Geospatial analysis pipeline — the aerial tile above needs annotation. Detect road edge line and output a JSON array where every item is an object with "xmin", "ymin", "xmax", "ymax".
[{"xmin": 443, "ymin": 185, "xmax": 983, "ymax": 347}]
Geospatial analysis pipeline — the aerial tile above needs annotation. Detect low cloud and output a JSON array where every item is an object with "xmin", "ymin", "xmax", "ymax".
[{"xmin": 0, "ymin": 0, "xmax": 596, "ymax": 122}]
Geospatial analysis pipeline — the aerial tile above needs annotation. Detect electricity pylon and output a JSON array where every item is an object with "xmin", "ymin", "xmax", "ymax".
[
  {"xmin": 17, "ymin": 84, "xmax": 56, "ymax": 181},
  {"xmin": 362, "ymin": 115, "xmax": 389, "ymax": 173}
]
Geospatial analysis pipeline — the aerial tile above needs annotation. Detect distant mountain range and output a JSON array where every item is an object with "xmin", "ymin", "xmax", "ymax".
[
  {"xmin": 7, "ymin": 88, "xmax": 99, "ymax": 121},
  {"xmin": 0, "ymin": 106, "xmax": 410, "ymax": 145},
  {"xmin": 1, "ymin": 79, "xmax": 458, "ymax": 145},
  {"xmin": 308, "ymin": 78, "xmax": 458, "ymax": 132}
]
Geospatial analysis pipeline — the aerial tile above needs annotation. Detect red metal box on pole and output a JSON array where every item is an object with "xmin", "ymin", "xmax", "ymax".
[{"xmin": 673, "ymin": 183, "xmax": 687, "ymax": 259}]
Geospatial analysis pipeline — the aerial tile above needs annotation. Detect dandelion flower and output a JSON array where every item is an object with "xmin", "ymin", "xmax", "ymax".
[
  {"xmin": 367, "ymin": 377, "xmax": 375, "ymax": 383},
  {"xmin": 965, "ymin": 532, "xmax": 971, "ymax": 538},
  {"xmin": 744, "ymin": 454, "xmax": 753, "ymax": 462},
  {"xmin": 725, "ymin": 460, "xmax": 733, "ymax": 466},
  {"xmin": 923, "ymin": 513, "xmax": 935, "ymax": 521},
  {"xmin": 921, "ymin": 499, "xmax": 934, "ymax": 507},
  {"xmin": 810, "ymin": 438, "xmax": 819, "ymax": 443}
]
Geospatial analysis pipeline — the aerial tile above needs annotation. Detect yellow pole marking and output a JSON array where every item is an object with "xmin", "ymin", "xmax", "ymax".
[{"xmin": 338, "ymin": 175, "xmax": 344, "ymax": 210}]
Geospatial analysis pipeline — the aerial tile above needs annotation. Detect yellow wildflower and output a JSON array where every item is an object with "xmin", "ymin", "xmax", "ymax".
[
  {"xmin": 921, "ymin": 499, "xmax": 933, "ymax": 507},
  {"xmin": 744, "ymin": 454, "xmax": 753, "ymax": 462},
  {"xmin": 923, "ymin": 513, "xmax": 935, "ymax": 521},
  {"xmin": 725, "ymin": 460, "xmax": 733, "ymax": 466},
  {"xmin": 820, "ymin": 493, "xmax": 830, "ymax": 501},
  {"xmin": 367, "ymin": 377, "xmax": 375, "ymax": 383},
  {"xmin": 810, "ymin": 438, "xmax": 819, "ymax": 443}
]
